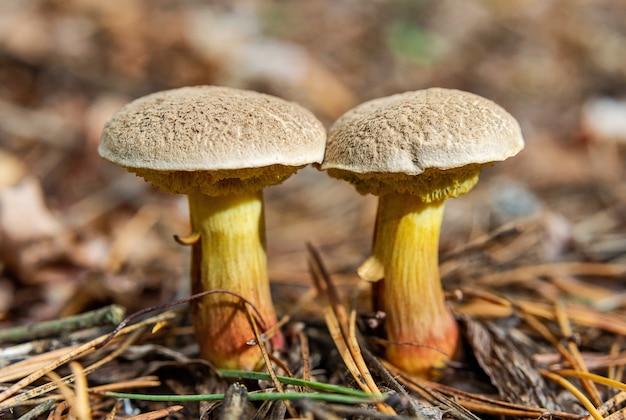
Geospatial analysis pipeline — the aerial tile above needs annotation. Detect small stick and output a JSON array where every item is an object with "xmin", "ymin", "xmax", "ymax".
[
  {"xmin": 0, "ymin": 305, "xmax": 126, "ymax": 344},
  {"xmin": 16, "ymin": 399, "xmax": 55, "ymax": 420},
  {"xmin": 219, "ymin": 383, "xmax": 248, "ymax": 420},
  {"xmin": 604, "ymin": 407, "xmax": 626, "ymax": 420}
]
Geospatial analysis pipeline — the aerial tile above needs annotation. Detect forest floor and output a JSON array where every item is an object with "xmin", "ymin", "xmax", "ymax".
[{"xmin": 1, "ymin": 1, "xmax": 626, "ymax": 418}]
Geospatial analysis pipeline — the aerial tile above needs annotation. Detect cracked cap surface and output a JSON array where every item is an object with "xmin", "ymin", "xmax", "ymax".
[
  {"xmin": 99, "ymin": 86, "xmax": 326, "ymax": 195},
  {"xmin": 321, "ymin": 88, "xmax": 524, "ymax": 199}
]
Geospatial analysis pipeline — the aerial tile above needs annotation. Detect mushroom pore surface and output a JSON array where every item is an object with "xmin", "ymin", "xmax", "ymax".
[
  {"xmin": 131, "ymin": 165, "xmax": 302, "ymax": 196},
  {"xmin": 326, "ymin": 164, "xmax": 482, "ymax": 202}
]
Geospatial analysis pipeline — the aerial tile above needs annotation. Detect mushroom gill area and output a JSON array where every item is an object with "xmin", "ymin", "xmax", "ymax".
[
  {"xmin": 129, "ymin": 165, "xmax": 303, "ymax": 196},
  {"xmin": 326, "ymin": 163, "xmax": 485, "ymax": 202}
]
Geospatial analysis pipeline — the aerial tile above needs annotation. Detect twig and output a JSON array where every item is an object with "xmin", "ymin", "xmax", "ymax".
[
  {"xmin": 16, "ymin": 399, "xmax": 55, "ymax": 420},
  {"xmin": 0, "ymin": 305, "xmax": 126, "ymax": 344},
  {"xmin": 593, "ymin": 391, "xmax": 626, "ymax": 419},
  {"xmin": 605, "ymin": 407, "xmax": 626, "ymax": 420},
  {"xmin": 219, "ymin": 383, "xmax": 248, "ymax": 420}
]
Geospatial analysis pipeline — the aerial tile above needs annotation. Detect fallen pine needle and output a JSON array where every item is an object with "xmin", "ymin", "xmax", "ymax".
[
  {"xmin": 243, "ymin": 303, "xmax": 298, "ymax": 419},
  {"xmin": 69, "ymin": 362, "xmax": 91, "ymax": 420},
  {"xmin": 540, "ymin": 369, "xmax": 603, "ymax": 420},
  {"xmin": 395, "ymin": 365, "xmax": 582, "ymax": 420},
  {"xmin": 307, "ymin": 243, "xmax": 395, "ymax": 415},
  {"xmin": 476, "ymin": 262, "xmax": 626, "ymax": 286},
  {"xmin": 88, "ymin": 376, "xmax": 161, "ymax": 393},
  {"xmin": 556, "ymin": 369, "xmax": 626, "ymax": 393},
  {"xmin": 125, "ymin": 405, "xmax": 183, "ymax": 420},
  {"xmin": 46, "ymin": 370, "xmax": 77, "ymax": 419},
  {"xmin": 555, "ymin": 301, "xmax": 602, "ymax": 407},
  {"xmin": 0, "ymin": 310, "xmax": 177, "ymax": 407},
  {"xmin": 0, "ymin": 327, "xmax": 147, "ymax": 410},
  {"xmin": 0, "ymin": 345, "xmax": 82, "ymax": 383}
]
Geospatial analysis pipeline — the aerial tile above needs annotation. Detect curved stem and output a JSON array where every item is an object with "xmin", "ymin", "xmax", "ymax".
[
  {"xmin": 187, "ymin": 191, "xmax": 282, "ymax": 370},
  {"xmin": 370, "ymin": 193, "xmax": 459, "ymax": 376}
]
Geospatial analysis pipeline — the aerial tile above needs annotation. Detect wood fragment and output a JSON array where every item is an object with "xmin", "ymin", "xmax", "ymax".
[
  {"xmin": 219, "ymin": 382, "xmax": 249, "ymax": 420},
  {"xmin": 463, "ymin": 315, "xmax": 562, "ymax": 411},
  {"xmin": 0, "ymin": 304, "xmax": 126, "ymax": 344}
]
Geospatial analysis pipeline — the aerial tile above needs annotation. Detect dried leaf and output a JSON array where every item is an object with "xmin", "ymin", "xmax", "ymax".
[{"xmin": 463, "ymin": 315, "xmax": 562, "ymax": 412}]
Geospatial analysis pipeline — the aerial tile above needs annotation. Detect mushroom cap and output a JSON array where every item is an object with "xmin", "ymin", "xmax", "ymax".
[
  {"xmin": 321, "ymin": 88, "xmax": 524, "ymax": 200},
  {"xmin": 99, "ymin": 86, "xmax": 326, "ymax": 195}
]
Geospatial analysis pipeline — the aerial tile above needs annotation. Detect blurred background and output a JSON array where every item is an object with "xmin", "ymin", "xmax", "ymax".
[{"xmin": 1, "ymin": 0, "xmax": 625, "ymax": 323}]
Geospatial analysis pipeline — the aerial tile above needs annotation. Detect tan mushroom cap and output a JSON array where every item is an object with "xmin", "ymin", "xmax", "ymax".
[
  {"xmin": 321, "ymin": 88, "xmax": 524, "ymax": 201},
  {"xmin": 99, "ymin": 86, "xmax": 326, "ymax": 196}
]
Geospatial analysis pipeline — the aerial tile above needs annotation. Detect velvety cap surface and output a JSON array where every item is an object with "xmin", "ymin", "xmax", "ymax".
[
  {"xmin": 99, "ymin": 86, "xmax": 326, "ymax": 171},
  {"xmin": 321, "ymin": 88, "xmax": 524, "ymax": 175}
]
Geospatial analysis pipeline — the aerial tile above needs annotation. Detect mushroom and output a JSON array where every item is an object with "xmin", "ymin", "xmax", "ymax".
[
  {"xmin": 99, "ymin": 86, "xmax": 326, "ymax": 370},
  {"xmin": 320, "ymin": 88, "xmax": 524, "ymax": 376}
]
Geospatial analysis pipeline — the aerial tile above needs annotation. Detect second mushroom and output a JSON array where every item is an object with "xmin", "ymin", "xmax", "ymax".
[
  {"xmin": 321, "ymin": 88, "xmax": 524, "ymax": 377},
  {"xmin": 99, "ymin": 86, "xmax": 326, "ymax": 370}
]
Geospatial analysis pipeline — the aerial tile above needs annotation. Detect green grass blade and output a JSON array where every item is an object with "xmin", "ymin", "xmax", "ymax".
[
  {"xmin": 217, "ymin": 369, "xmax": 376, "ymax": 398},
  {"xmin": 102, "ymin": 391, "xmax": 385, "ymax": 404}
]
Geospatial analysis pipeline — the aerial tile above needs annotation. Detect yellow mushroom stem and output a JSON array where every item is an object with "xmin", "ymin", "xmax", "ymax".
[
  {"xmin": 187, "ymin": 190, "xmax": 282, "ymax": 370},
  {"xmin": 364, "ymin": 193, "xmax": 459, "ymax": 377}
]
